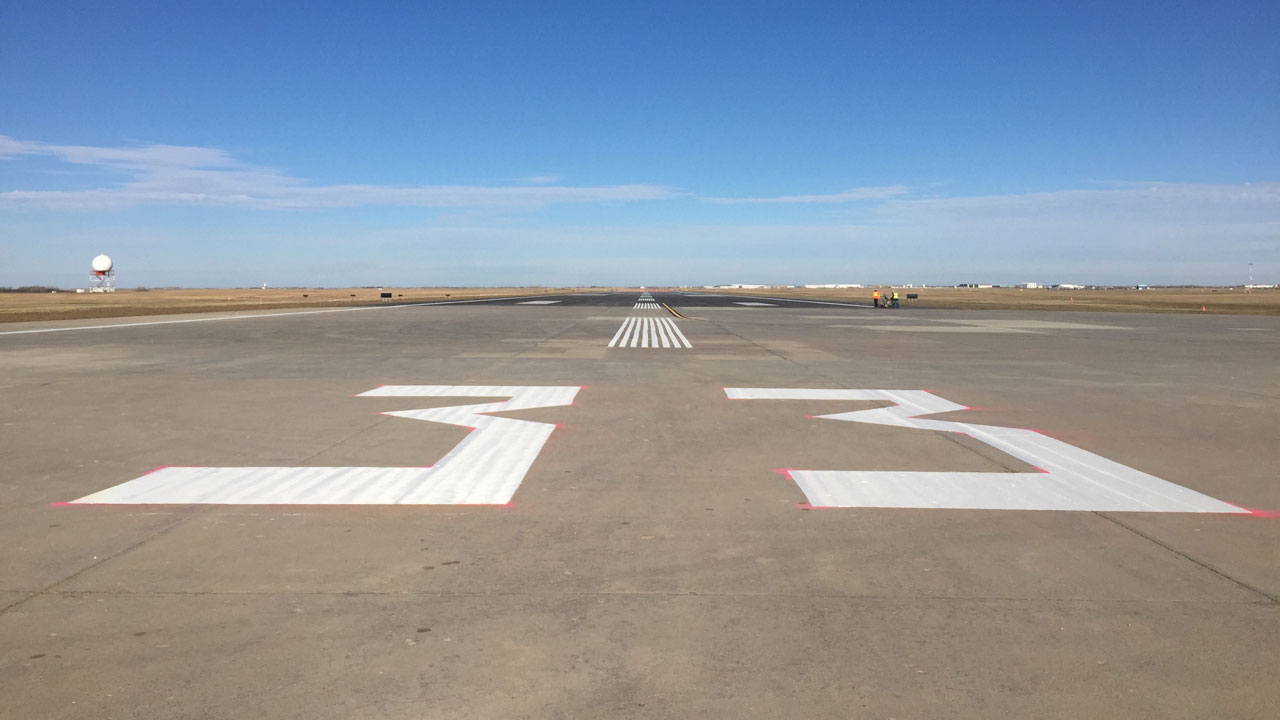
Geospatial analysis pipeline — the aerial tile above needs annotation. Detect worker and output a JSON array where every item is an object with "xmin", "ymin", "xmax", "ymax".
[
  {"xmin": 891, "ymin": 290, "xmax": 900, "ymax": 308},
  {"xmin": 872, "ymin": 289, "xmax": 880, "ymax": 308}
]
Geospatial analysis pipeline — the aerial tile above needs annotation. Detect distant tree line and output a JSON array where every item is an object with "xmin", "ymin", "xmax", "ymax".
[{"xmin": 0, "ymin": 286, "xmax": 62, "ymax": 293}]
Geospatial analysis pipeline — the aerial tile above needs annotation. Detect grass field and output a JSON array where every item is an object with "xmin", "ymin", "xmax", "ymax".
[
  {"xmin": 706, "ymin": 286, "xmax": 1280, "ymax": 315},
  {"xmin": 0, "ymin": 287, "xmax": 591, "ymax": 323},
  {"xmin": 1, "ymin": 286, "xmax": 1278, "ymax": 323}
]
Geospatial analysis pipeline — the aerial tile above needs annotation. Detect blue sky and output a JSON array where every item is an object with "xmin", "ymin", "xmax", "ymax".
[{"xmin": 2, "ymin": 0, "xmax": 1277, "ymax": 287}]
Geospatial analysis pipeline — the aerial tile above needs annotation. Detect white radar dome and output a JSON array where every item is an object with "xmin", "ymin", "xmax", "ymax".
[{"xmin": 91, "ymin": 254, "xmax": 113, "ymax": 273}]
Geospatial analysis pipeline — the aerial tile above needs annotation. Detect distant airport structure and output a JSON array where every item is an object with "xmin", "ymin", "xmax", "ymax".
[{"xmin": 87, "ymin": 254, "xmax": 115, "ymax": 293}]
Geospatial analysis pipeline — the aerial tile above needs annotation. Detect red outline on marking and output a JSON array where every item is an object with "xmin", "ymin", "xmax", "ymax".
[{"xmin": 1225, "ymin": 502, "xmax": 1280, "ymax": 518}]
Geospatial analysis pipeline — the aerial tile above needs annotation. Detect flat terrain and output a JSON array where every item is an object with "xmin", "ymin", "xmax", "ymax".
[
  {"xmin": 1, "ymin": 291, "xmax": 1277, "ymax": 719},
  {"xmin": 708, "ymin": 285, "xmax": 1280, "ymax": 315},
  {"xmin": 5, "ymin": 286, "xmax": 1279, "ymax": 325},
  {"xmin": 0, "ymin": 287, "xmax": 595, "ymax": 323}
]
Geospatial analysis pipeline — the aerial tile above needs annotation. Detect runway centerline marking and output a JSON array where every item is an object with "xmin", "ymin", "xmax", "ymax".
[
  {"xmin": 725, "ymin": 387, "xmax": 1246, "ymax": 513},
  {"xmin": 69, "ymin": 385, "xmax": 580, "ymax": 505},
  {"xmin": 517, "ymin": 300, "xmax": 562, "ymax": 305},
  {"xmin": 732, "ymin": 302, "xmax": 777, "ymax": 307}
]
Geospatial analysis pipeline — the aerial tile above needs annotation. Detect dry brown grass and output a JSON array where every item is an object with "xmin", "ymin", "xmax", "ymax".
[
  {"xmin": 0, "ymin": 287, "xmax": 597, "ymax": 323},
  {"xmin": 4, "ymin": 286, "xmax": 1278, "ymax": 323},
  {"xmin": 694, "ymin": 286, "xmax": 1280, "ymax": 315}
]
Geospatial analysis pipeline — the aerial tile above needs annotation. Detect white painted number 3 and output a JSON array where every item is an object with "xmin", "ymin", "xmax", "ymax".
[
  {"xmin": 725, "ymin": 388, "xmax": 1245, "ymax": 513},
  {"xmin": 73, "ymin": 386, "xmax": 580, "ymax": 505}
]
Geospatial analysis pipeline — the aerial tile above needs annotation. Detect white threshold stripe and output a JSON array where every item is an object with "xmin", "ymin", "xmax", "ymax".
[
  {"xmin": 653, "ymin": 316, "xmax": 669, "ymax": 347},
  {"xmin": 0, "ymin": 293, "xmax": 597, "ymax": 337},
  {"xmin": 606, "ymin": 315, "xmax": 692, "ymax": 348},
  {"xmin": 664, "ymin": 318, "xmax": 693, "ymax": 348},
  {"xmin": 608, "ymin": 316, "xmax": 632, "ymax": 347}
]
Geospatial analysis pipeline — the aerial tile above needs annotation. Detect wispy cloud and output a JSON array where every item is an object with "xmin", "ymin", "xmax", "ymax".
[
  {"xmin": 876, "ymin": 182, "xmax": 1280, "ymax": 224},
  {"xmin": 703, "ymin": 185, "xmax": 911, "ymax": 204},
  {"xmin": 515, "ymin": 174, "xmax": 561, "ymax": 185},
  {"xmin": 0, "ymin": 135, "xmax": 668, "ymax": 210}
]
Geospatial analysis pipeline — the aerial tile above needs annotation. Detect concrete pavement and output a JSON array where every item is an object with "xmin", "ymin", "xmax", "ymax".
[{"xmin": 1, "ymin": 291, "xmax": 1277, "ymax": 718}]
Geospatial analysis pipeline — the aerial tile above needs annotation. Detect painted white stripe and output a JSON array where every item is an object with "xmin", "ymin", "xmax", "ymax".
[
  {"xmin": 725, "ymin": 388, "xmax": 1245, "ymax": 513},
  {"xmin": 606, "ymin": 316, "xmax": 693, "ymax": 349},
  {"xmin": 0, "ymin": 294, "xmax": 593, "ymax": 337},
  {"xmin": 654, "ymin": 317, "xmax": 672, "ymax": 347},
  {"xmin": 664, "ymin": 318, "xmax": 693, "ymax": 348},
  {"xmin": 620, "ymin": 316, "xmax": 639, "ymax": 347},
  {"xmin": 517, "ymin": 300, "xmax": 562, "ymax": 305},
  {"xmin": 732, "ymin": 302, "xmax": 778, "ymax": 307},
  {"xmin": 608, "ymin": 316, "xmax": 631, "ymax": 347},
  {"xmin": 72, "ymin": 385, "xmax": 580, "ymax": 505}
]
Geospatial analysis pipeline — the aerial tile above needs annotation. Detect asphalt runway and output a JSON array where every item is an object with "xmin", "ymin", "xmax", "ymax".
[{"xmin": 2, "ymin": 291, "xmax": 1277, "ymax": 718}]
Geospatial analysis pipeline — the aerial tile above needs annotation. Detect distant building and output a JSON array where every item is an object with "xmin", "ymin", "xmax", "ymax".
[{"xmin": 1021, "ymin": 282, "xmax": 1040, "ymax": 289}]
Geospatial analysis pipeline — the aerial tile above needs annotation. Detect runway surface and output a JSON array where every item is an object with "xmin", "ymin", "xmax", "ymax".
[{"xmin": 2, "ymin": 291, "xmax": 1277, "ymax": 718}]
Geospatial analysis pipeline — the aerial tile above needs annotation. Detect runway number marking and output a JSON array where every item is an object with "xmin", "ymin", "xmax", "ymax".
[
  {"xmin": 724, "ymin": 388, "xmax": 1246, "ymax": 513},
  {"xmin": 71, "ymin": 385, "xmax": 580, "ymax": 505}
]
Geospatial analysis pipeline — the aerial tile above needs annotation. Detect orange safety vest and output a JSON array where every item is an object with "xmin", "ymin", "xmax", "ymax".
[{"xmin": 872, "ymin": 291, "xmax": 880, "ymax": 299}]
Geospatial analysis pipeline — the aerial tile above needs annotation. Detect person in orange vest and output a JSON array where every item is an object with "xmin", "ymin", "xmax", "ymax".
[{"xmin": 872, "ymin": 289, "xmax": 881, "ymax": 308}]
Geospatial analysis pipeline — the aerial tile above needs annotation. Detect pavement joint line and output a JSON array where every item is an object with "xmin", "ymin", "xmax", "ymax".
[
  {"xmin": 16, "ymin": 589, "xmax": 1278, "ymax": 606},
  {"xmin": 1094, "ymin": 511, "xmax": 1279, "ymax": 605},
  {"xmin": 0, "ymin": 512, "xmax": 198, "ymax": 616},
  {"xmin": 697, "ymin": 311, "xmax": 849, "ymax": 386},
  {"xmin": 292, "ymin": 413, "xmax": 394, "ymax": 465},
  {"xmin": 509, "ymin": 309, "xmax": 596, "ymax": 359},
  {"xmin": 0, "ymin": 293, "xmax": 590, "ymax": 337}
]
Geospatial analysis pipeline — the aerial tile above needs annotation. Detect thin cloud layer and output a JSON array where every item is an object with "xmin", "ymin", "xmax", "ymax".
[
  {"xmin": 877, "ymin": 182, "xmax": 1280, "ymax": 225},
  {"xmin": 704, "ymin": 186, "xmax": 910, "ymax": 204},
  {"xmin": 0, "ymin": 135, "xmax": 669, "ymax": 210}
]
